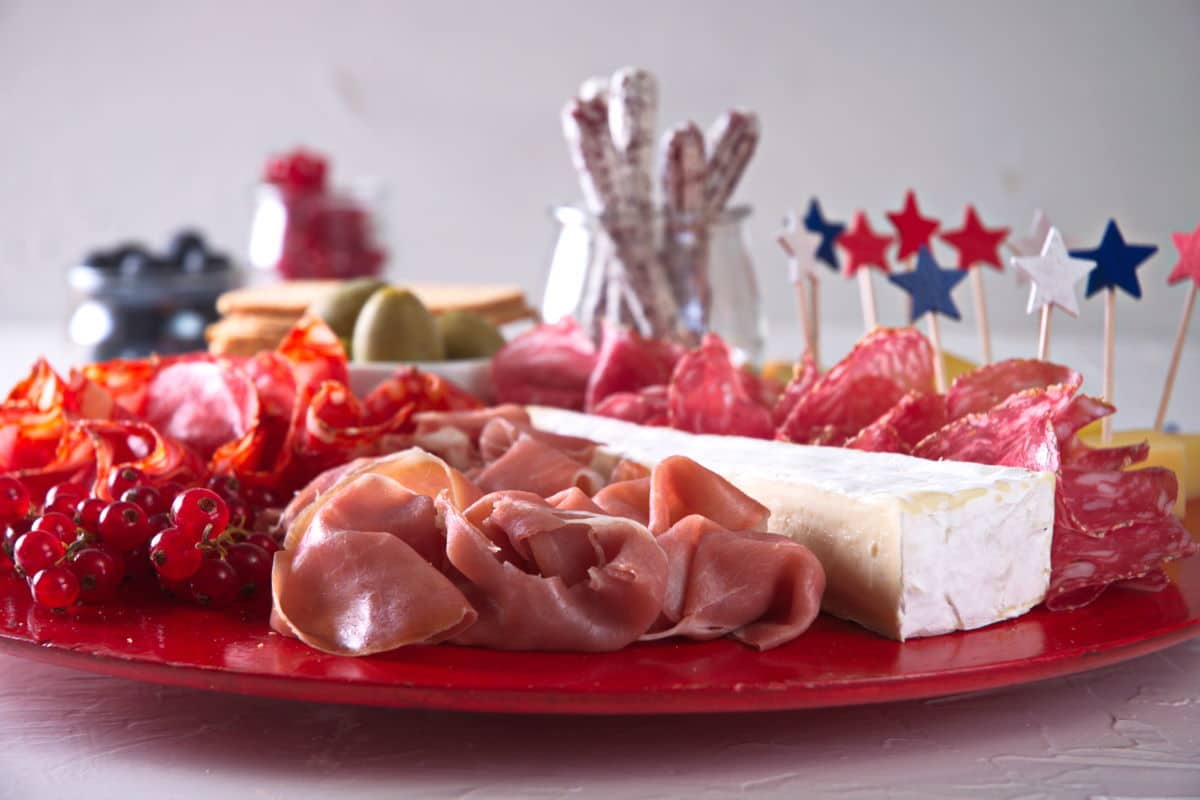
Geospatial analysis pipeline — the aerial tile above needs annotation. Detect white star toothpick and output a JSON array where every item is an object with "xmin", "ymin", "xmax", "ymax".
[
  {"xmin": 1012, "ymin": 209, "xmax": 1053, "ymax": 258},
  {"xmin": 777, "ymin": 211, "xmax": 825, "ymax": 283},
  {"xmin": 1011, "ymin": 227, "xmax": 1094, "ymax": 317}
]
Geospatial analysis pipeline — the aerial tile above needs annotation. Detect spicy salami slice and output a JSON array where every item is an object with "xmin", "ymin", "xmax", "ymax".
[
  {"xmin": 584, "ymin": 325, "xmax": 682, "ymax": 411},
  {"xmin": 771, "ymin": 353, "xmax": 818, "ymax": 427},
  {"xmin": 491, "ymin": 318, "xmax": 598, "ymax": 410},
  {"xmin": 776, "ymin": 375, "xmax": 905, "ymax": 447},
  {"xmin": 843, "ymin": 391, "xmax": 948, "ymax": 454},
  {"xmin": 668, "ymin": 335, "xmax": 774, "ymax": 439},
  {"xmin": 946, "ymin": 359, "xmax": 1080, "ymax": 420},
  {"xmin": 913, "ymin": 384, "xmax": 1076, "ymax": 472},
  {"xmin": 818, "ymin": 327, "xmax": 934, "ymax": 394}
]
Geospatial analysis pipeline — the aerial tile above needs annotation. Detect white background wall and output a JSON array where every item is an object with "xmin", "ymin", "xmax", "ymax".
[{"xmin": 2, "ymin": 0, "xmax": 1198, "ymax": 350}]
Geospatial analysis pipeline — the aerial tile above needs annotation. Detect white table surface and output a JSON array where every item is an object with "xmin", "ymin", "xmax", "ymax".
[{"xmin": 0, "ymin": 321, "xmax": 1198, "ymax": 800}]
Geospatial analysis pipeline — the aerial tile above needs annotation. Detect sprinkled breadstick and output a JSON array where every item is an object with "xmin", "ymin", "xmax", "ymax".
[
  {"xmin": 704, "ymin": 110, "xmax": 760, "ymax": 214},
  {"xmin": 659, "ymin": 121, "xmax": 709, "ymax": 331}
]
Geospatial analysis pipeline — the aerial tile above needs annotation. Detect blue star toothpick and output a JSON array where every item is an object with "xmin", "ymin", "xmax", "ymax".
[
  {"xmin": 1071, "ymin": 219, "xmax": 1157, "ymax": 299},
  {"xmin": 887, "ymin": 246, "xmax": 966, "ymax": 322},
  {"xmin": 803, "ymin": 197, "xmax": 845, "ymax": 271}
]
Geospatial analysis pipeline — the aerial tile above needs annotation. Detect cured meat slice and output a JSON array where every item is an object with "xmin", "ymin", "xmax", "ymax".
[
  {"xmin": 592, "ymin": 477, "xmax": 651, "ymax": 525},
  {"xmin": 474, "ymin": 434, "xmax": 604, "ymax": 497},
  {"xmin": 282, "ymin": 448, "xmax": 481, "ymax": 549},
  {"xmin": 477, "ymin": 417, "xmax": 596, "ymax": 464},
  {"xmin": 946, "ymin": 359, "xmax": 1080, "ymax": 420},
  {"xmin": 610, "ymin": 459, "xmax": 651, "ymax": 483},
  {"xmin": 776, "ymin": 374, "xmax": 905, "ymax": 446},
  {"xmin": 642, "ymin": 514, "xmax": 826, "ymax": 650},
  {"xmin": 913, "ymin": 385, "xmax": 1075, "ymax": 472},
  {"xmin": 1059, "ymin": 466, "xmax": 1179, "ymax": 535},
  {"xmin": 844, "ymin": 392, "xmax": 948, "ymax": 454},
  {"xmin": 546, "ymin": 486, "xmax": 606, "ymax": 514},
  {"xmin": 363, "ymin": 366, "xmax": 481, "ymax": 429},
  {"xmin": 592, "ymin": 385, "xmax": 669, "ymax": 427},
  {"xmin": 144, "ymin": 360, "xmax": 259, "ymax": 459},
  {"xmin": 1053, "ymin": 394, "xmax": 1150, "ymax": 471},
  {"xmin": 771, "ymin": 353, "xmax": 818, "ymax": 427},
  {"xmin": 818, "ymin": 327, "xmax": 934, "ymax": 395},
  {"xmin": 411, "ymin": 405, "xmax": 531, "ymax": 471},
  {"xmin": 668, "ymin": 335, "xmax": 774, "ymax": 438},
  {"xmin": 843, "ymin": 422, "xmax": 905, "ymax": 453},
  {"xmin": 491, "ymin": 318, "xmax": 598, "ymax": 410},
  {"xmin": 584, "ymin": 324, "xmax": 682, "ymax": 411},
  {"xmin": 442, "ymin": 496, "xmax": 668, "ymax": 651},
  {"xmin": 272, "ymin": 474, "xmax": 475, "ymax": 656},
  {"xmin": 647, "ymin": 455, "xmax": 769, "ymax": 535}
]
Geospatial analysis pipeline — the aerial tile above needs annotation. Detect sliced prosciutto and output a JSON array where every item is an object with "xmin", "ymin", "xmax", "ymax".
[
  {"xmin": 644, "ymin": 514, "xmax": 826, "ymax": 650},
  {"xmin": 474, "ymin": 433, "xmax": 604, "ymax": 497},
  {"xmin": 442, "ymin": 495, "xmax": 668, "ymax": 651},
  {"xmin": 272, "ymin": 474, "xmax": 476, "ymax": 656}
]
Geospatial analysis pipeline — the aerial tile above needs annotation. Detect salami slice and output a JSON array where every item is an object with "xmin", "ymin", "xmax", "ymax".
[
  {"xmin": 771, "ymin": 354, "xmax": 819, "ymax": 426},
  {"xmin": 818, "ymin": 327, "xmax": 934, "ymax": 395},
  {"xmin": 668, "ymin": 335, "xmax": 773, "ymax": 439},
  {"xmin": 913, "ymin": 384, "xmax": 1075, "ymax": 472},
  {"xmin": 593, "ymin": 385, "xmax": 669, "ymax": 426},
  {"xmin": 144, "ymin": 360, "xmax": 259, "ymax": 459},
  {"xmin": 584, "ymin": 325, "xmax": 682, "ymax": 411},
  {"xmin": 777, "ymin": 375, "xmax": 905, "ymax": 447},
  {"xmin": 946, "ymin": 359, "xmax": 1080, "ymax": 420},
  {"xmin": 491, "ymin": 319, "xmax": 598, "ymax": 410},
  {"xmin": 843, "ymin": 422, "xmax": 905, "ymax": 453},
  {"xmin": 844, "ymin": 391, "xmax": 948, "ymax": 454}
]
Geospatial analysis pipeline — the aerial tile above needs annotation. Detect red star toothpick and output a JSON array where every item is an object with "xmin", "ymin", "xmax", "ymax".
[
  {"xmin": 1156, "ymin": 222, "xmax": 1200, "ymax": 430},
  {"xmin": 940, "ymin": 205, "xmax": 1010, "ymax": 270},
  {"xmin": 1168, "ymin": 224, "xmax": 1200, "ymax": 286},
  {"xmin": 838, "ymin": 211, "xmax": 893, "ymax": 276},
  {"xmin": 886, "ymin": 190, "xmax": 940, "ymax": 261}
]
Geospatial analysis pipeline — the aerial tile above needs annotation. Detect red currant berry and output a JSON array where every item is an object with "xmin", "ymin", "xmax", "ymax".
[
  {"xmin": 69, "ymin": 548, "xmax": 123, "ymax": 603},
  {"xmin": 106, "ymin": 465, "xmax": 144, "ymax": 499},
  {"xmin": 14, "ymin": 529, "xmax": 65, "ymax": 576},
  {"xmin": 122, "ymin": 543, "xmax": 153, "ymax": 580},
  {"xmin": 3, "ymin": 517, "xmax": 33, "ymax": 559},
  {"xmin": 75, "ymin": 498, "xmax": 106, "ymax": 532},
  {"xmin": 243, "ymin": 485, "xmax": 284, "ymax": 511},
  {"xmin": 226, "ymin": 500, "xmax": 252, "ymax": 530},
  {"xmin": 245, "ymin": 532, "xmax": 280, "ymax": 556},
  {"xmin": 171, "ymin": 488, "xmax": 229, "ymax": 539},
  {"xmin": 120, "ymin": 485, "xmax": 164, "ymax": 516},
  {"xmin": 206, "ymin": 474, "xmax": 242, "ymax": 503},
  {"xmin": 147, "ymin": 512, "xmax": 173, "ymax": 533},
  {"xmin": 44, "ymin": 482, "xmax": 87, "ymax": 510},
  {"xmin": 188, "ymin": 558, "xmax": 238, "ymax": 608},
  {"xmin": 97, "ymin": 501, "xmax": 150, "ymax": 552},
  {"xmin": 149, "ymin": 527, "xmax": 203, "ymax": 582},
  {"xmin": 32, "ymin": 512, "xmax": 77, "ymax": 543},
  {"xmin": 31, "ymin": 566, "xmax": 81, "ymax": 609},
  {"xmin": 225, "ymin": 542, "xmax": 272, "ymax": 598},
  {"xmin": 158, "ymin": 481, "xmax": 186, "ymax": 508},
  {"xmin": 0, "ymin": 476, "xmax": 30, "ymax": 522}
]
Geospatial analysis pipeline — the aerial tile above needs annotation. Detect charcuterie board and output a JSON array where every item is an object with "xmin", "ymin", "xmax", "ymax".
[{"xmin": 1, "ymin": 503, "xmax": 1195, "ymax": 715}]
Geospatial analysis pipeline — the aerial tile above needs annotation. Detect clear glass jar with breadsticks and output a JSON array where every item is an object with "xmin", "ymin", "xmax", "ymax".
[{"xmin": 548, "ymin": 67, "xmax": 765, "ymax": 360}]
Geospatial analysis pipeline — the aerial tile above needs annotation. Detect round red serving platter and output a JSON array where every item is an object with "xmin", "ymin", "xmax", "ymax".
[{"xmin": 2, "ymin": 504, "xmax": 1198, "ymax": 715}]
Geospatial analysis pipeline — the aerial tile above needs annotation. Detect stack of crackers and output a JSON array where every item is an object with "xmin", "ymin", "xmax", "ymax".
[{"xmin": 207, "ymin": 280, "xmax": 536, "ymax": 356}]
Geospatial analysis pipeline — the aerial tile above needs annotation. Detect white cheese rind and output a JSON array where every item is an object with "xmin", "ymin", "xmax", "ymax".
[{"xmin": 528, "ymin": 406, "xmax": 1055, "ymax": 640}]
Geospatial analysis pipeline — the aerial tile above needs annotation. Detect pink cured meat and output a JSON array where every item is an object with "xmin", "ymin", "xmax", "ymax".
[
  {"xmin": 592, "ymin": 477, "xmax": 651, "ymax": 526},
  {"xmin": 585, "ymin": 325, "xmax": 683, "ymax": 411},
  {"xmin": 1059, "ymin": 466, "xmax": 1180, "ymax": 535},
  {"xmin": 442, "ymin": 495, "xmax": 668, "ymax": 651},
  {"xmin": 592, "ymin": 385, "xmax": 670, "ymax": 427},
  {"xmin": 913, "ymin": 384, "xmax": 1075, "ymax": 472},
  {"xmin": 477, "ymin": 417, "xmax": 596, "ymax": 465},
  {"xmin": 1053, "ymin": 394, "xmax": 1150, "ymax": 471},
  {"xmin": 490, "ymin": 319, "xmax": 598, "ymax": 410},
  {"xmin": 819, "ymin": 328, "xmax": 935, "ymax": 395},
  {"xmin": 771, "ymin": 353, "xmax": 818, "ymax": 427},
  {"xmin": 271, "ymin": 474, "xmax": 476, "ymax": 656},
  {"xmin": 411, "ymin": 405, "xmax": 532, "ymax": 471},
  {"xmin": 946, "ymin": 359, "xmax": 1080, "ymax": 420},
  {"xmin": 777, "ymin": 374, "xmax": 906, "ymax": 446},
  {"xmin": 844, "ymin": 422, "xmax": 906, "ymax": 453},
  {"xmin": 143, "ymin": 360, "xmax": 259, "ymax": 459},
  {"xmin": 474, "ymin": 434, "xmax": 604, "ymax": 498},
  {"xmin": 546, "ymin": 486, "xmax": 606, "ymax": 514},
  {"xmin": 668, "ymin": 335, "xmax": 774, "ymax": 439},
  {"xmin": 642, "ymin": 514, "xmax": 826, "ymax": 650},
  {"xmin": 845, "ymin": 393, "xmax": 948, "ymax": 453},
  {"xmin": 647, "ymin": 455, "xmax": 769, "ymax": 535}
]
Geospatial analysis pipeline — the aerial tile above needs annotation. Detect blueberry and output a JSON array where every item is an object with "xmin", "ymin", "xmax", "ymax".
[
  {"xmin": 116, "ymin": 246, "xmax": 156, "ymax": 277},
  {"xmin": 83, "ymin": 249, "xmax": 120, "ymax": 270},
  {"xmin": 179, "ymin": 247, "xmax": 209, "ymax": 273},
  {"xmin": 168, "ymin": 230, "xmax": 207, "ymax": 263},
  {"xmin": 202, "ymin": 253, "xmax": 233, "ymax": 273}
]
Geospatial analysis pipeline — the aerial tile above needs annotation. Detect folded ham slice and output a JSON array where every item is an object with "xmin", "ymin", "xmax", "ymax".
[
  {"xmin": 474, "ymin": 434, "xmax": 604, "ymax": 498},
  {"xmin": 411, "ymin": 405, "xmax": 531, "ymax": 470},
  {"xmin": 272, "ymin": 474, "xmax": 476, "ymax": 656},
  {"xmin": 442, "ymin": 495, "xmax": 668, "ymax": 651}
]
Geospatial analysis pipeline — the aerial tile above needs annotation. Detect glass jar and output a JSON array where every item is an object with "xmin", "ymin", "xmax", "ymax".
[
  {"xmin": 247, "ymin": 178, "xmax": 388, "ymax": 281},
  {"xmin": 542, "ymin": 205, "xmax": 766, "ymax": 361}
]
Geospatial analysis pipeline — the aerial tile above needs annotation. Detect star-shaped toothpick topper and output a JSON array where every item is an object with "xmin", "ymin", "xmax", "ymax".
[
  {"xmin": 838, "ymin": 211, "xmax": 893, "ymax": 277},
  {"xmin": 803, "ymin": 198, "xmax": 845, "ymax": 271},
  {"xmin": 886, "ymin": 190, "xmax": 940, "ymax": 261},
  {"xmin": 1011, "ymin": 228, "xmax": 1094, "ymax": 317},
  {"xmin": 1168, "ymin": 224, "xmax": 1200, "ymax": 286},
  {"xmin": 940, "ymin": 205, "xmax": 1010, "ymax": 270},
  {"xmin": 1071, "ymin": 219, "xmax": 1158, "ymax": 299},
  {"xmin": 1011, "ymin": 209, "xmax": 1053, "ymax": 257},
  {"xmin": 888, "ymin": 246, "xmax": 967, "ymax": 322},
  {"xmin": 778, "ymin": 211, "xmax": 826, "ymax": 283}
]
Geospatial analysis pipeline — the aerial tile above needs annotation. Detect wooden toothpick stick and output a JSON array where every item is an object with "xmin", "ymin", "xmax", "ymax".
[
  {"xmin": 1102, "ymin": 288, "xmax": 1116, "ymax": 444},
  {"xmin": 969, "ymin": 266, "xmax": 992, "ymax": 363},
  {"xmin": 1154, "ymin": 281, "xmax": 1197, "ymax": 431}
]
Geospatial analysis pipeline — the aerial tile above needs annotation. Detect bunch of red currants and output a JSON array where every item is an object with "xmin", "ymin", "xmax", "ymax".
[{"xmin": 0, "ymin": 469, "xmax": 284, "ymax": 612}]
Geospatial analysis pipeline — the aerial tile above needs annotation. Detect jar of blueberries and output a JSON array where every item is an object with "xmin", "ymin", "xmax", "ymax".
[{"xmin": 68, "ymin": 231, "xmax": 242, "ymax": 361}]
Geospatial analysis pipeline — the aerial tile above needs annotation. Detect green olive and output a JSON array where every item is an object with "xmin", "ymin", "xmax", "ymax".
[
  {"xmin": 436, "ymin": 311, "xmax": 505, "ymax": 359},
  {"xmin": 352, "ymin": 287, "xmax": 445, "ymax": 362},
  {"xmin": 308, "ymin": 278, "xmax": 388, "ymax": 339}
]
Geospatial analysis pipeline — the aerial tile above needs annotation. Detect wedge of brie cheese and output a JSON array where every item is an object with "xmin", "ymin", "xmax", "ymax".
[{"xmin": 528, "ymin": 406, "xmax": 1056, "ymax": 641}]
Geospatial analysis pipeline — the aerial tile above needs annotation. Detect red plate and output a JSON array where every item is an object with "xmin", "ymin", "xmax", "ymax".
[{"xmin": 2, "ymin": 506, "xmax": 1198, "ymax": 715}]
